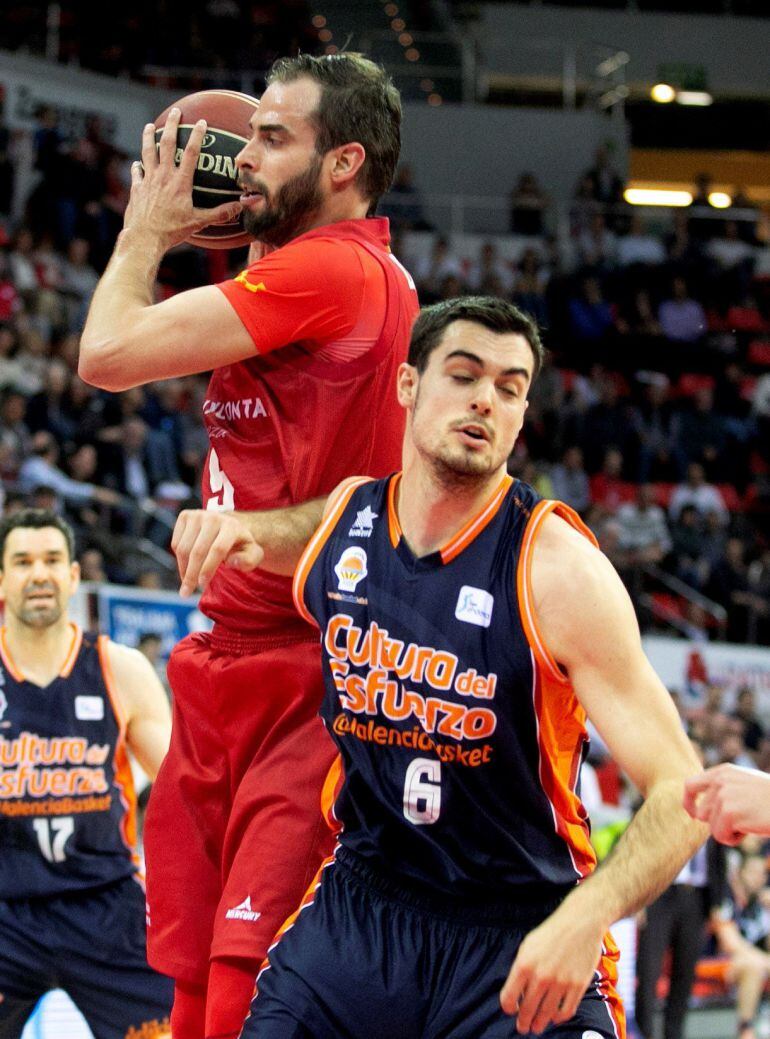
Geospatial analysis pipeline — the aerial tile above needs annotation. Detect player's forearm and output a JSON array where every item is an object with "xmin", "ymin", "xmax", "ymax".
[
  {"xmin": 79, "ymin": 229, "xmax": 165, "ymax": 391},
  {"xmin": 561, "ymin": 778, "xmax": 707, "ymax": 930},
  {"xmin": 236, "ymin": 497, "xmax": 326, "ymax": 575}
]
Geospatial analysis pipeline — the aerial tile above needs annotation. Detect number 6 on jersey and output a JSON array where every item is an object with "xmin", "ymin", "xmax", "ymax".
[{"xmin": 403, "ymin": 758, "xmax": 442, "ymax": 825}]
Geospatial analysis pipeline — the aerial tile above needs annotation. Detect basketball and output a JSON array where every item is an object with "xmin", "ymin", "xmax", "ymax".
[{"xmin": 153, "ymin": 89, "xmax": 259, "ymax": 250}]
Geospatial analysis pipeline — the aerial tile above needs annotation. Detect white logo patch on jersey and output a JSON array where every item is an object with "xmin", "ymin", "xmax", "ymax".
[
  {"xmin": 455, "ymin": 586, "xmax": 494, "ymax": 628},
  {"xmin": 348, "ymin": 505, "xmax": 378, "ymax": 538},
  {"xmin": 0, "ymin": 688, "xmax": 6, "ymax": 721},
  {"xmin": 75, "ymin": 695, "xmax": 105, "ymax": 721},
  {"xmin": 582, "ymin": 1032, "xmax": 603, "ymax": 1039},
  {"xmin": 334, "ymin": 548, "xmax": 368, "ymax": 593},
  {"xmin": 225, "ymin": 895, "xmax": 261, "ymax": 922}
]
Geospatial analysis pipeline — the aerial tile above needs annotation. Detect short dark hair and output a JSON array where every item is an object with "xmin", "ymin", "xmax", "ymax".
[
  {"xmin": 407, "ymin": 296, "xmax": 544, "ymax": 381},
  {"xmin": 267, "ymin": 53, "xmax": 401, "ymax": 213},
  {"xmin": 0, "ymin": 509, "xmax": 75, "ymax": 565}
]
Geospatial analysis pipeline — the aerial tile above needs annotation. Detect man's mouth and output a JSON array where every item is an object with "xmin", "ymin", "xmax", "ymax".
[
  {"xmin": 456, "ymin": 423, "xmax": 491, "ymax": 444},
  {"xmin": 25, "ymin": 589, "xmax": 55, "ymax": 602},
  {"xmin": 239, "ymin": 185, "xmax": 266, "ymax": 203}
]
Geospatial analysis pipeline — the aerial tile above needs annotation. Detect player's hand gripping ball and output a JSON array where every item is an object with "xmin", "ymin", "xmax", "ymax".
[{"xmin": 152, "ymin": 90, "xmax": 259, "ymax": 249}]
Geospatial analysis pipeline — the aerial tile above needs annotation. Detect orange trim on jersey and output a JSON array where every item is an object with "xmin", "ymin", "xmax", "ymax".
[
  {"xmin": 0, "ymin": 627, "xmax": 24, "ymax": 681},
  {"xmin": 387, "ymin": 473, "xmax": 401, "ymax": 548},
  {"xmin": 518, "ymin": 499, "xmax": 600, "ymax": 879},
  {"xmin": 59, "ymin": 624, "xmax": 83, "ymax": 677},
  {"xmin": 320, "ymin": 753, "xmax": 345, "ymax": 833},
  {"xmin": 0, "ymin": 623, "xmax": 81, "ymax": 683},
  {"xmin": 97, "ymin": 636, "xmax": 140, "ymax": 870},
  {"xmin": 386, "ymin": 472, "xmax": 514, "ymax": 562},
  {"xmin": 531, "ymin": 663, "xmax": 595, "ymax": 878},
  {"xmin": 257, "ymin": 848, "xmax": 339, "ymax": 980},
  {"xmin": 440, "ymin": 474, "xmax": 513, "ymax": 564},
  {"xmin": 595, "ymin": 932, "xmax": 627, "ymax": 1039},
  {"xmin": 292, "ymin": 476, "xmax": 373, "ymax": 626}
]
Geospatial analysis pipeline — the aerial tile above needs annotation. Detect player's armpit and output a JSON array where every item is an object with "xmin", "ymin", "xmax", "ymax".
[{"xmin": 107, "ymin": 642, "xmax": 171, "ymax": 779}]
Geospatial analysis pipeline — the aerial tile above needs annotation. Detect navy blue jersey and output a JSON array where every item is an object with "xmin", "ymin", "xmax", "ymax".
[
  {"xmin": 294, "ymin": 474, "xmax": 600, "ymax": 902},
  {"xmin": 0, "ymin": 626, "xmax": 140, "ymax": 898}
]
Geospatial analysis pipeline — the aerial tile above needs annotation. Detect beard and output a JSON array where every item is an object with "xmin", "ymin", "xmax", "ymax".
[
  {"xmin": 17, "ymin": 585, "xmax": 63, "ymax": 628},
  {"xmin": 242, "ymin": 154, "xmax": 324, "ymax": 247},
  {"xmin": 423, "ymin": 442, "xmax": 501, "ymax": 490}
]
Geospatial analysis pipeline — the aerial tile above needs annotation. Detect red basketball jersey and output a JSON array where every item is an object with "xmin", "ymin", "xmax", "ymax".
[{"xmin": 203, "ymin": 218, "xmax": 419, "ymax": 635}]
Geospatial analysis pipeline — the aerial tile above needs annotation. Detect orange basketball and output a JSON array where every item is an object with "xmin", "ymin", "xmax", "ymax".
[{"xmin": 153, "ymin": 89, "xmax": 259, "ymax": 250}]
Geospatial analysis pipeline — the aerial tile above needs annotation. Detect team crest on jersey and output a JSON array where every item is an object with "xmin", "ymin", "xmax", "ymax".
[
  {"xmin": 334, "ymin": 547, "xmax": 368, "ymax": 592},
  {"xmin": 455, "ymin": 586, "xmax": 494, "ymax": 628},
  {"xmin": 348, "ymin": 505, "xmax": 378, "ymax": 538}
]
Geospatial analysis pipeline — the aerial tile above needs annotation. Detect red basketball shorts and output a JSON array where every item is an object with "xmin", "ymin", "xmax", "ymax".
[{"xmin": 143, "ymin": 629, "xmax": 337, "ymax": 983}]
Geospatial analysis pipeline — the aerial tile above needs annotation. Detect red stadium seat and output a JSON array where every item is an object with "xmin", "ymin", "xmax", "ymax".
[
  {"xmin": 676, "ymin": 373, "xmax": 715, "ymax": 398},
  {"xmin": 726, "ymin": 304, "xmax": 767, "ymax": 334},
  {"xmin": 716, "ymin": 484, "xmax": 743, "ymax": 512},
  {"xmin": 653, "ymin": 483, "xmax": 675, "ymax": 508},
  {"xmin": 748, "ymin": 339, "xmax": 770, "ymax": 367}
]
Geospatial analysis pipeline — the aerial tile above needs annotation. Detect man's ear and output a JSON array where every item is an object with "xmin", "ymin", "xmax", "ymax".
[
  {"xmin": 328, "ymin": 142, "xmax": 366, "ymax": 190},
  {"xmin": 397, "ymin": 363, "xmax": 418, "ymax": 409}
]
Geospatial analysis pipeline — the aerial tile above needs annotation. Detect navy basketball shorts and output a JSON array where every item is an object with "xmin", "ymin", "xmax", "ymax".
[
  {"xmin": 0, "ymin": 875, "xmax": 173, "ymax": 1039},
  {"xmin": 242, "ymin": 848, "xmax": 625, "ymax": 1039}
]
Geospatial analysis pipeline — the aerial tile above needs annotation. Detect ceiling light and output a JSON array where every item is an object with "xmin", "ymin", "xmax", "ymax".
[
  {"xmin": 676, "ymin": 90, "xmax": 713, "ymax": 106},
  {"xmin": 624, "ymin": 188, "xmax": 693, "ymax": 207},
  {"xmin": 650, "ymin": 83, "xmax": 675, "ymax": 104},
  {"xmin": 708, "ymin": 192, "xmax": 732, "ymax": 209}
]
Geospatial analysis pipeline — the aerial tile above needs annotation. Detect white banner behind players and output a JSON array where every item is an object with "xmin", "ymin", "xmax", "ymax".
[{"xmin": 643, "ymin": 635, "xmax": 770, "ymax": 721}]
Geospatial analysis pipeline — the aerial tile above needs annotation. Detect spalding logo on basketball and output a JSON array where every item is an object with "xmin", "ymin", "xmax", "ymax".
[{"xmin": 153, "ymin": 89, "xmax": 260, "ymax": 250}]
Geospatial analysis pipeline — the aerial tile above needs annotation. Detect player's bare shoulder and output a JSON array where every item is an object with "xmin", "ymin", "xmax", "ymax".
[
  {"xmin": 529, "ymin": 510, "xmax": 638, "ymax": 669},
  {"xmin": 104, "ymin": 640, "xmax": 167, "ymax": 714}
]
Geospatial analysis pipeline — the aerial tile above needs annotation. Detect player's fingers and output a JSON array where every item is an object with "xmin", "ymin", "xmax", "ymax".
[
  {"xmin": 179, "ymin": 119, "xmax": 206, "ymax": 179},
  {"xmin": 170, "ymin": 510, "xmax": 189, "ymax": 557},
  {"xmin": 196, "ymin": 527, "xmax": 244, "ymax": 590},
  {"xmin": 180, "ymin": 526, "xmax": 227, "ymax": 596},
  {"xmin": 172, "ymin": 512, "xmax": 202, "ymax": 574},
  {"xmin": 513, "ymin": 978, "xmax": 548, "ymax": 1035},
  {"xmin": 683, "ymin": 772, "xmax": 712, "ymax": 813},
  {"xmin": 141, "ymin": 122, "xmax": 159, "ymax": 171},
  {"xmin": 130, "ymin": 160, "xmax": 144, "ymax": 186},
  {"xmin": 204, "ymin": 201, "xmax": 244, "ymax": 225},
  {"xmin": 158, "ymin": 107, "xmax": 180, "ymax": 165},
  {"xmin": 553, "ymin": 981, "xmax": 585, "ymax": 1024},
  {"xmin": 528, "ymin": 985, "xmax": 565, "ymax": 1035},
  {"xmin": 710, "ymin": 809, "xmax": 743, "ymax": 846},
  {"xmin": 176, "ymin": 522, "xmax": 217, "ymax": 595},
  {"xmin": 500, "ymin": 963, "xmax": 528, "ymax": 1017},
  {"xmin": 226, "ymin": 544, "xmax": 265, "ymax": 572}
]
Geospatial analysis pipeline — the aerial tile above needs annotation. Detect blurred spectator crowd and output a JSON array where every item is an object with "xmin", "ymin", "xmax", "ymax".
[
  {"xmin": 0, "ymin": 100, "xmax": 769, "ymax": 647},
  {"xmin": 2, "ymin": 2, "xmax": 317, "ymax": 88},
  {"xmin": 386, "ymin": 152, "xmax": 770, "ymax": 647}
]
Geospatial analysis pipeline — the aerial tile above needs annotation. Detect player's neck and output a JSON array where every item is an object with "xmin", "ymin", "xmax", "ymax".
[
  {"xmin": 3, "ymin": 618, "xmax": 77, "ymax": 686},
  {"xmin": 396, "ymin": 462, "xmax": 508, "ymax": 558},
  {"xmin": 310, "ymin": 194, "xmax": 370, "ymax": 232}
]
